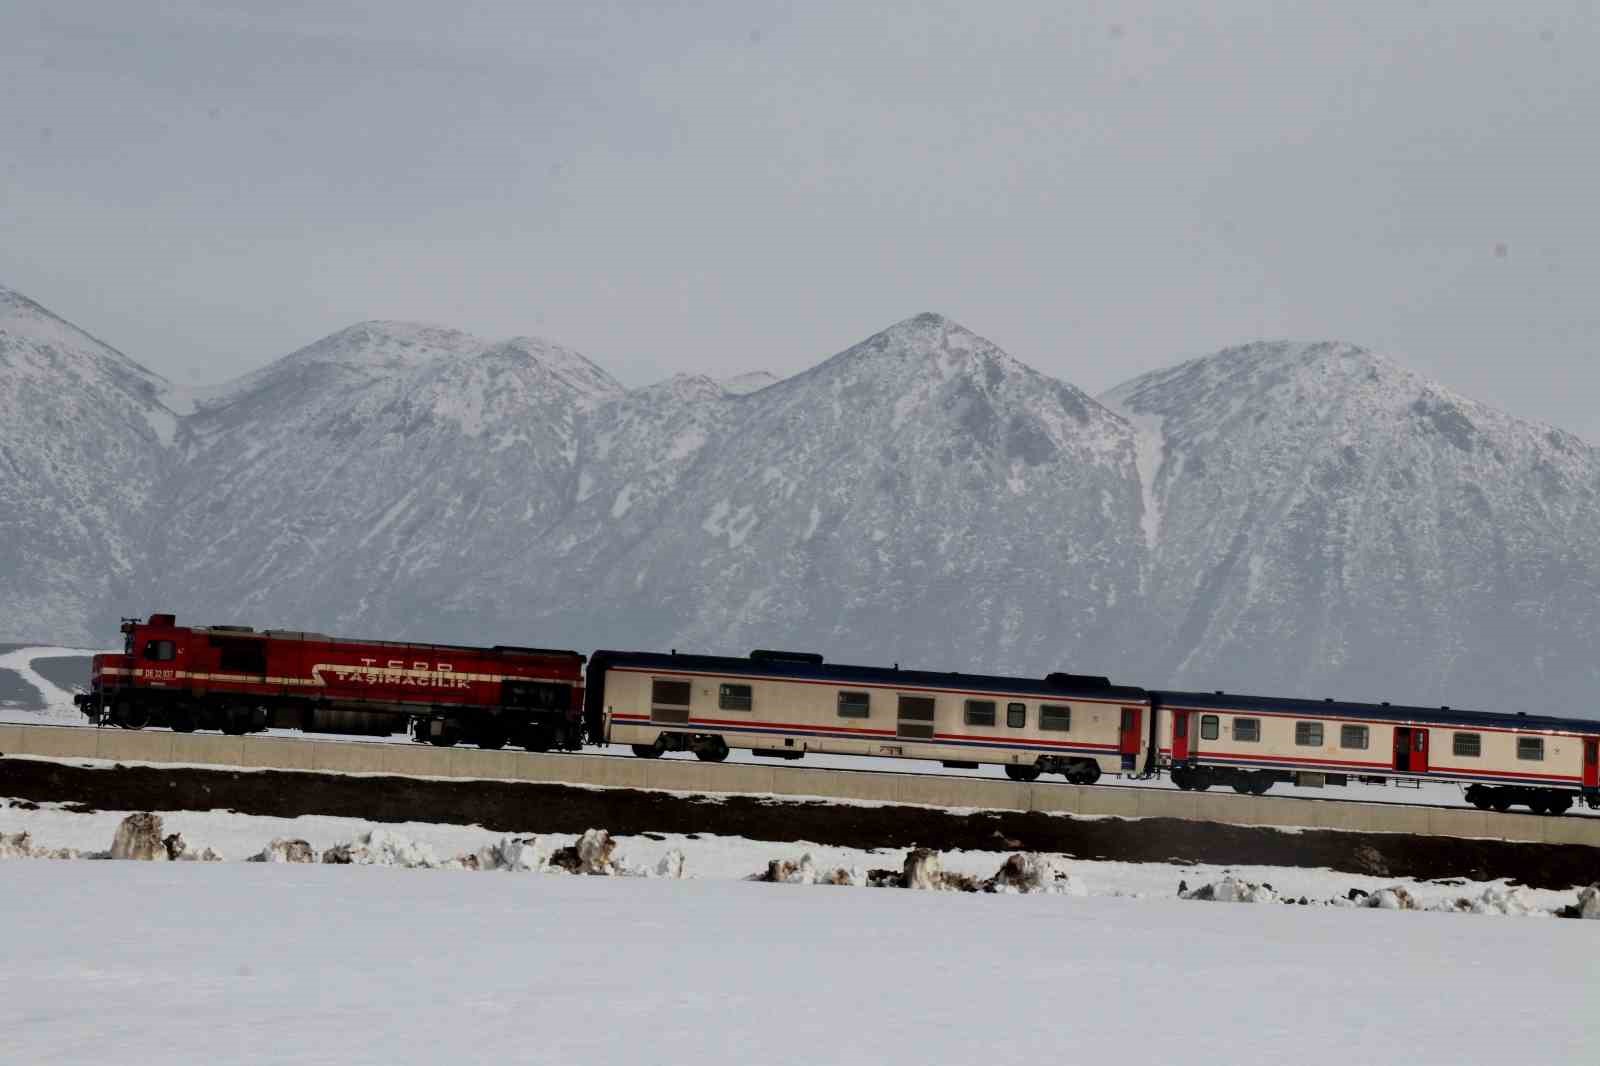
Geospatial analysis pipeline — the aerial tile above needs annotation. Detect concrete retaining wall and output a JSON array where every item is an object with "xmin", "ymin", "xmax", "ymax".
[{"xmin": 4, "ymin": 723, "xmax": 1597, "ymax": 846}]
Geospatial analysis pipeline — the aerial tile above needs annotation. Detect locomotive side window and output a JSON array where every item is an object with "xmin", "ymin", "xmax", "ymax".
[
  {"xmin": 1340, "ymin": 724, "xmax": 1368, "ymax": 750},
  {"xmin": 964, "ymin": 700, "xmax": 996, "ymax": 727},
  {"xmin": 213, "ymin": 638, "xmax": 265, "ymax": 675},
  {"xmin": 1200, "ymin": 715, "xmax": 1219, "ymax": 740},
  {"xmin": 1294, "ymin": 721, "xmax": 1323, "ymax": 746},
  {"xmin": 144, "ymin": 640, "xmax": 176, "ymax": 662},
  {"xmin": 1453, "ymin": 732, "xmax": 1482, "ymax": 758},
  {"xmin": 1040, "ymin": 704, "xmax": 1072, "ymax": 732},
  {"xmin": 652, "ymin": 679, "xmax": 692, "ymax": 707},
  {"xmin": 1006, "ymin": 702, "xmax": 1027, "ymax": 728},
  {"xmin": 1233, "ymin": 718, "xmax": 1261, "ymax": 743},
  {"xmin": 837, "ymin": 691, "xmax": 871, "ymax": 718},
  {"xmin": 1517, "ymin": 737, "xmax": 1545, "ymax": 761}
]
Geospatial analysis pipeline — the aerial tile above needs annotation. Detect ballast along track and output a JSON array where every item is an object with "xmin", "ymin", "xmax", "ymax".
[{"xmin": 4, "ymin": 722, "xmax": 1599, "ymax": 849}]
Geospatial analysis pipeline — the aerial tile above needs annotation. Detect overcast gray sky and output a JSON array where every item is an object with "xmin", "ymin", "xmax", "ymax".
[{"xmin": 4, "ymin": 2, "xmax": 1597, "ymax": 433}]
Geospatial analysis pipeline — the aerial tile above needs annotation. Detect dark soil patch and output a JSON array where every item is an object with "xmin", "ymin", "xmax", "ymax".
[{"xmin": 4, "ymin": 757, "xmax": 1598, "ymax": 889}]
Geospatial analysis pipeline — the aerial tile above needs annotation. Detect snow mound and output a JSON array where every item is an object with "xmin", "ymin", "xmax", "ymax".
[
  {"xmin": 752, "ymin": 853, "xmax": 861, "ymax": 886},
  {"xmin": 548, "ymin": 828, "xmax": 619, "ymax": 875},
  {"xmin": 1427, "ymin": 886, "xmax": 1539, "ymax": 916},
  {"xmin": 900, "ymin": 848, "xmax": 981, "ymax": 892},
  {"xmin": 651, "ymin": 849, "xmax": 688, "ymax": 880},
  {"xmin": 462, "ymin": 836, "xmax": 548, "ymax": 872},
  {"xmin": 249, "ymin": 839, "xmax": 317, "ymax": 864},
  {"xmin": 110, "ymin": 813, "xmax": 168, "ymax": 860},
  {"xmin": 986, "ymin": 853, "xmax": 1087, "ymax": 896},
  {"xmin": 1181, "ymin": 876, "xmax": 1279, "ymax": 903},
  {"xmin": 0, "ymin": 831, "xmax": 81, "ymax": 860},
  {"xmin": 1362, "ymin": 885, "xmax": 1418, "ymax": 910},
  {"xmin": 322, "ymin": 828, "xmax": 443, "ymax": 869}
]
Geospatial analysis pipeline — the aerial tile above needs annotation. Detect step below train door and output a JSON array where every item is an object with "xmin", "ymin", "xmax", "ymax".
[
  {"xmin": 1583, "ymin": 738, "xmax": 1598, "ymax": 789},
  {"xmin": 1119, "ymin": 706, "xmax": 1142, "ymax": 772}
]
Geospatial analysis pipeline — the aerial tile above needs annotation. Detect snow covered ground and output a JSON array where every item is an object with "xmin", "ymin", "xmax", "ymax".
[{"xmin": 1, "ymin": 848, "xmax": 1595, "ymax": 1065}]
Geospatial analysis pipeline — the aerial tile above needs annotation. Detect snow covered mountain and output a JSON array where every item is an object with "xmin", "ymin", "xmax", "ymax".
[
  {"xmin": 1102, "ymin": 341, "xmax": 1600, "ymax": 708},
  {"xmin": 456, "ymin": 313, "xmax": 1146, "ymax": 669},
  {"xmin": 137, "ymin": 320, "xmax": 625, "ymax": 636},
  {"xmin": 0, "ymin": 286, "xmax": 178, "ymax": 644},
  {"xmin": 5, "ymin": 284, "xmax": 1600, "ymax": 713}
]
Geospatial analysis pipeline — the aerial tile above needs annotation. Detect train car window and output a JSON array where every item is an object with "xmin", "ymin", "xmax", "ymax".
[
  {"xmin": 1453, "ymin": 732, "xmax": 1482, "ymax": 758},
  {"xmin": 1517, "ymin": 737, "xmax": 1544, "ymax": 761},
  {"xmin": 143, "ymin": 640, "xmax": 176, "ymax": 662},
  {"xmin": 897, "ymin": 695, "xmax": 936, "ymax": 740},
  {"xmin": 718, "ymin": 684, "xmax": 753, "ymax": 712},
  {"xmin": 1233, "ymin": 718, "xmax": 1261, "ymax": 743},
  {"xmin": 837, "ymin": 691, "xmax": 871, "ymax": 718},
  {"xmin": 1294, "ymin": 722, "xmax": 1323, "ymax": 747},
  {"xmin": 964, "ymin": 700, "xmax": 996, "ymax": 727},
  {"xmin": 1340, "ymin": 724, "xmax": 1368, "ymax": 750},
  {"xmin": 1040, "ymin": 704, "xmax": 1072, "ymax": 732},
  {"xmin": 1200, "ymin": 715, "xmax": 1219, "ymax": 740},
  {"xmin": 1006, "ymin": 702, "xmax": 1027, "ymax": 728},
  {"xmin": 651, "ymin": 679, "xmax": 692, "ymax": 707}
]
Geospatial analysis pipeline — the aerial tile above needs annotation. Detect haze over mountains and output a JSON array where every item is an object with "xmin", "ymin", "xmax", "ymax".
[{"xmin": 3, "ymin": 283, "xmax": 1598, "ymax": 715}]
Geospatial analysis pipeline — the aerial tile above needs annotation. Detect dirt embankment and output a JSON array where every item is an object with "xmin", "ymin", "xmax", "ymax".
[{"xmin": 4, "ymin": 757, "xmax": 1598, "ymax": 888}]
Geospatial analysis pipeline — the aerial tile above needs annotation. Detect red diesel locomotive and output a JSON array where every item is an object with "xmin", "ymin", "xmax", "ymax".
[{"xmin": 74, "ymin": 614, "xmax": 587, "ymax": 751}]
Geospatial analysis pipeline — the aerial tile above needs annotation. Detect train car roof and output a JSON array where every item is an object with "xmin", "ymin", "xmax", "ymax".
[
  {"xmin": 589, "ymin": 649, "xmax": 1148, "ymax": 702},
  {"xmin": 1154, "ymin": 688, "xmax": 1600, "ymax": 735}
]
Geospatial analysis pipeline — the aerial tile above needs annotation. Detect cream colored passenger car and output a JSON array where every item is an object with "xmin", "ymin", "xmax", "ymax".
[
  {"xmin": 1152, "ymin": 690, "xmax": 1600, "ymax": 814},
  {"xmin": 586, "ymin": 649, "xmax": 1153, "ymax": 782}
]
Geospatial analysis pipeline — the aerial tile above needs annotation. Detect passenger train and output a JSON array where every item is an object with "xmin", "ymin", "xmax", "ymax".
[{"xmin": 77, "ymin": 614, "xmax": 1600, "ymax": 816}]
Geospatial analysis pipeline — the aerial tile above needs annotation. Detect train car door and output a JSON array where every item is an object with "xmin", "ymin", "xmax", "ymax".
[
  {"xmin": 1394, "ymin": 727, "xmax": 1429, "ymax": 774},
  {"xmin": 1171, "ymin": 709, "xmax": 1191, "ymax": 762},
  {"xmin": 1119, "ymin": 707, "xmax": 1143, "ymax": 770},
  {"xmin": 1583, "ymin": 738, "xmax": 1598, "ymax": 789}
]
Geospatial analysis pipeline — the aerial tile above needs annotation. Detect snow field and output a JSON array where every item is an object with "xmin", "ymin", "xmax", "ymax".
[{"xmin": 1, "ymin": 857, "xmax": 1596, "ymax": 1066}]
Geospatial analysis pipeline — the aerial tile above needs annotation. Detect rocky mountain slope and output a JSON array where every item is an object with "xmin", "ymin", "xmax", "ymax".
[
  {"xmin": 4, "ymin": 285, "xmax": 1599, "ymax": 713},
  {"xmin": 1101, "ymin": 342, "xmax": 1600, "ymax": 706},
  {"xmin": 0, "ymin": 286, "xmax": 178, "ymax": 644}
]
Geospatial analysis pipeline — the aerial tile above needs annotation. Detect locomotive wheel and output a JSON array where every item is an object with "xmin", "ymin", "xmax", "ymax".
[
  {"xmin": 1550, "ymin": 794, "xmax": 1573, "ymax": 815},
  {"xmin": 169, "ymin": 707, "xmax": 196, "ymax": 733},
  {"xmin": 522, "ymin": 729, "xmax": 551, "ymax": 753},
  {"xmin": 428, "ymin": 732, "xmax": 459, "ymax": 748},
  {"xmin": 477, "ymin": 727, "xmax": 508, "ymax": 750},
  {"xmin": 220, "ymin": 707, "xmax": 251, "ymax": 736},
  {"xmin": 631, "ymin": 743, "xmax": 664, "ymax": 759},
  {"xmin": 695, "ymin": 738, "xmax": 730, "ymax": 762},
  {"xmin": 1004, "ymin": 763, "xmax": 1041, "ymax": 782},
  {"xmin": 114, "ymin": 701, "xmax": 149, "ymax": 730}
]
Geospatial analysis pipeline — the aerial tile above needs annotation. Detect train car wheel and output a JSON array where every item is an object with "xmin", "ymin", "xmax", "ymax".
[
  {"xmin": 631, "ymin": 743, "xmax": 664, "ymax": 759},
  {"xmin": 1004, "ymin": 764, "xmax": 1041, "ymax": 782},
  {"xmin": 1249, "ymin": 776, "xmax": 1273, "ymax": 796},
  {"xmin": 1490, "ymin": 796, "xmax": 1511, "ymax": 813},
  {"xmin": 695, "ymin": 738, "xmax": 730, "ymax": 762},
  {"xmin": 1550, "ymin": 794, "xmax": 1573, "ymax": 815}
]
